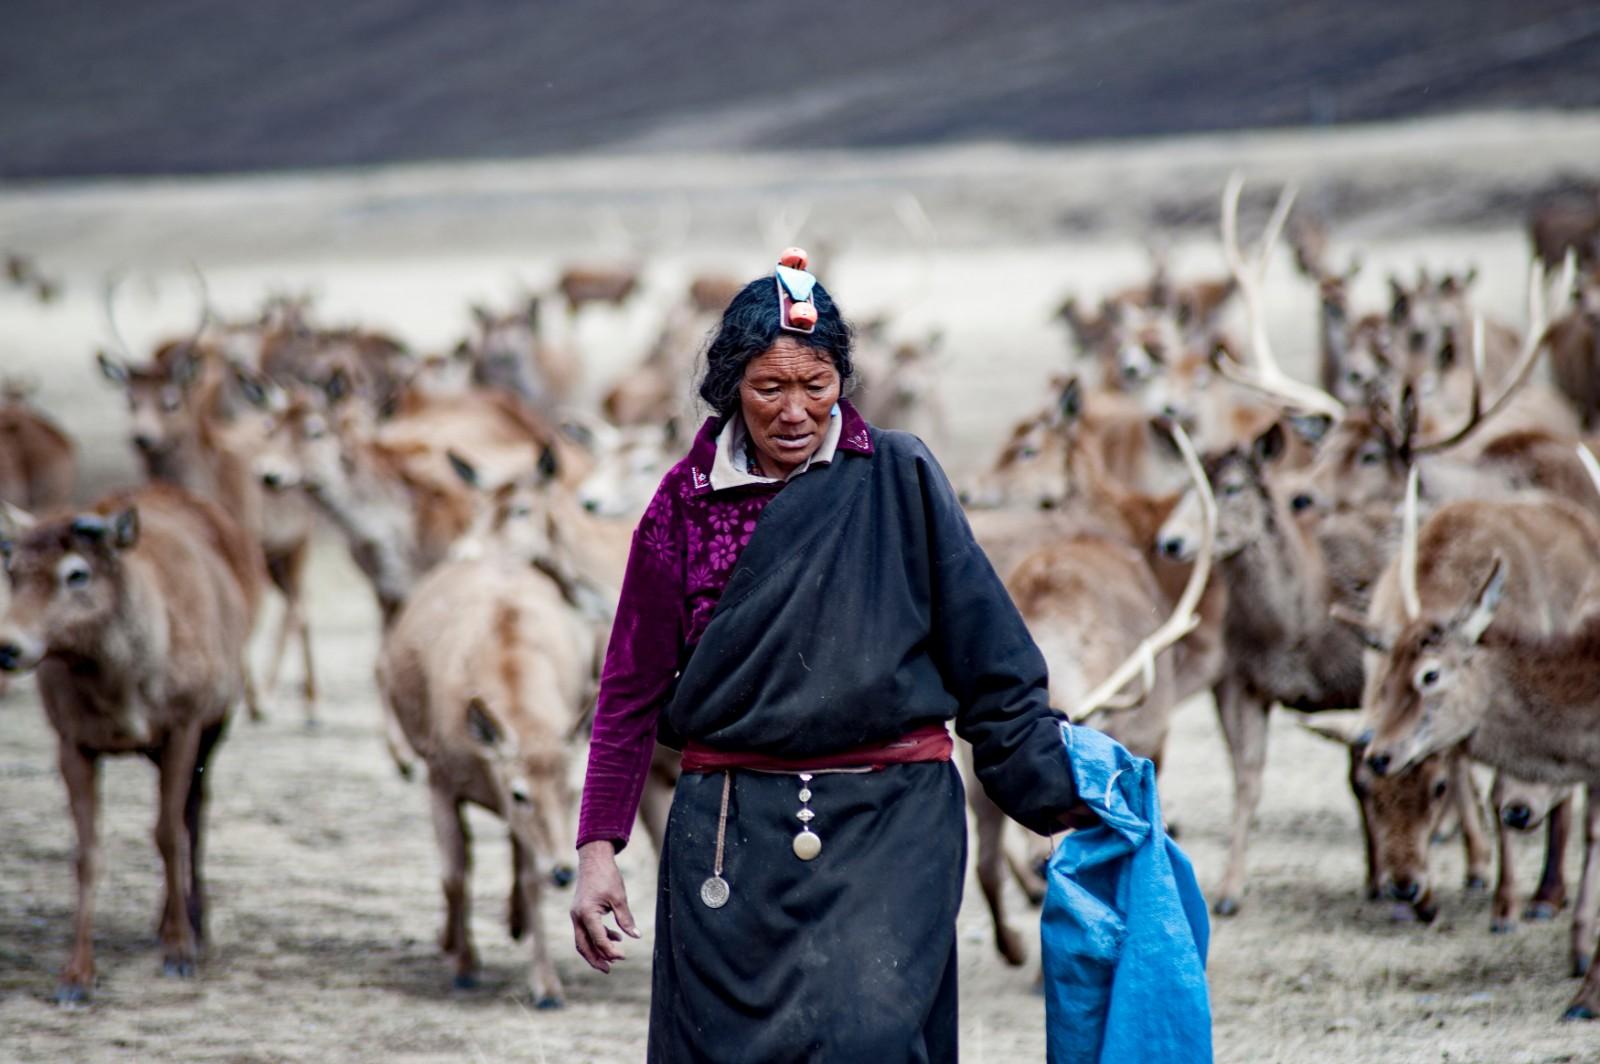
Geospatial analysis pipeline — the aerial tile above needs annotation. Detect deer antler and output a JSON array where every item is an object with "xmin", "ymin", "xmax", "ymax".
[
  {"xmin": 1071, "ymin": 419, "xmax": 1216, "ymax": 724},
  {"xmin": 1410, "ymin": 259, "xmax": 1547, "ymax": 456},
  {"xmin": 101, "ymin": 271, "xmax": 136, "ymax": 362},
  {"xmin": 1400, "ymin": 464, "xmax": 1422, "ymax": 622},
  {"xmin": 1214, "ymin": 174, "xmax": 1345, "ymax": 420},
  {"xmin": 1575, "ymin": 442, "xmax": 1600, "ymax": 500}
]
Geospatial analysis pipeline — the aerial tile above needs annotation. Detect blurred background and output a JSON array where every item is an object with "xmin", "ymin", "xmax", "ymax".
[{"xmin": 6, "ymin": 0, "xmax": 1600, "ymax": 177}]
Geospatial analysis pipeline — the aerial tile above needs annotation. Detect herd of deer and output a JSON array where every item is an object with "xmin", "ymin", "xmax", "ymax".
[
  {"xmin": 0, "ymin": 248, "xmax": 947, "ymax": 1009},
  {"xmin": 1, "ymin": 180, "xmax": 1599, "ymax": 1023}
]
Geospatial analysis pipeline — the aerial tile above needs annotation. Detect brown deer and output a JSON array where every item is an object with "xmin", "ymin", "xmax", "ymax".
[
  {"xmin": 1530, "ymin": 187, "xmax": 1600, "ymax": 273},
  {"xmin": 0, "ymin": 484, "xmax": 261, "ymax": 1004},
  {"xmin": 0, "ymin": 377, "xmax": 76, "ymax": 511},
  {"xmin": 462, "ymin": 296, "xmax": 580, "ymax": 407},
  {"xmin": 1358, "ymin": 474, "xmax": 1600, "ymax": 983},
  {"xmin": 969, "ymin": 404, "xmax": 1218, "ymax": 965},
  {"xmin": 376, "ymin": 452, "xmax": 599, "ymax": 1006},
  {"xmin": 1547, "ymin": 266, "xmax": 1600, "ymax": 428},
  {"xmin": 556, "ymin": 265, "xmax": 640, "ymax": 316},
  {"xmin": 1359, "ymin": 478, "xmax": 1600, "ymax": 1017}
]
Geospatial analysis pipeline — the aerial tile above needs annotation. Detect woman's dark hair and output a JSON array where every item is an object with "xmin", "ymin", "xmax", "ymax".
[{"xmin": 697, "ymin": 276, "xmax": 854, "ymax": 417}]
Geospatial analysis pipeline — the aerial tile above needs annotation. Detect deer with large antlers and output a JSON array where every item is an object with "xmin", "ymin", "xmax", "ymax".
[{"xmin": 970, "ymin": 405, "xmax": 1218, "ymax": 965}]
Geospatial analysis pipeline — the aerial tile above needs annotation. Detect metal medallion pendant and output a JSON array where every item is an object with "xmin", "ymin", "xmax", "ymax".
[
  {"xmin": 700, "ymin": 875, "xmax": 731, "ymax": 909},
  {"xmin": 792, "ymin": 829, "xmax": 822, "ymax": 861}
]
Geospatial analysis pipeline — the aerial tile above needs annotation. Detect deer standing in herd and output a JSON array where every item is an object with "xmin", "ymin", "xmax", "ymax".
[{"xmin": 0, "ymin": 484, "xmax": 261, "ymax": 1003}]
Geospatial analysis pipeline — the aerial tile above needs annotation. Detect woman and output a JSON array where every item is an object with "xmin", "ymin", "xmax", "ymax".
[{"xmin": 571, "ymin": 251, "xmax": 1087, "ymax": 1062}]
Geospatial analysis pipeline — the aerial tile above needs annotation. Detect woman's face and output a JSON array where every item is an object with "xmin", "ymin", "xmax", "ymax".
[{"xmin": 739, "ymin": 337, "xmax": 841, "ymax": 479}]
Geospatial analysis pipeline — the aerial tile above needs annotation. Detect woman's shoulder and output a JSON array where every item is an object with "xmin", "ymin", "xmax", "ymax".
[{"xmin": 870, "ymin": 427, "xmax": 945, "ymax": 477}]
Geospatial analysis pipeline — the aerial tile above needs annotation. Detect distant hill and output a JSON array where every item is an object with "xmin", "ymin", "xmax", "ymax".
[{"xmin": 5, "ymin": 0, "xmax": 1599, "ymax": 178}]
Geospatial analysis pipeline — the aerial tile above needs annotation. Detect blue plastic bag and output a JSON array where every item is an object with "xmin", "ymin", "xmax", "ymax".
[{"xmin": 1041, "ymin": 723, "xmax": 1212, "ymax": 1064}]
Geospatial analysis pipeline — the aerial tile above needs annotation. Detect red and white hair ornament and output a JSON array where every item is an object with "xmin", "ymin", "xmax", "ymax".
[{"xmin": 775, "ymin": 247, "xmax": 819, "ymax": 334}]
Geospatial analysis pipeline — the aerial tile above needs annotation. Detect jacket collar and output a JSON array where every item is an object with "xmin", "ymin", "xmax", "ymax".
[{"xmin": 686, "ymin": 397, "xmax": 873, "ymax": 497}]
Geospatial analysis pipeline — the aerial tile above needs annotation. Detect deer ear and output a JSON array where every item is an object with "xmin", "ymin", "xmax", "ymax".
[
  {"xmin": 465, "ymin": 698, "xmax": 504, "ymax": 748},
  {"xmin": 0, "ymin": 501, "xmax": 33, "ymax": 562},
  {"xmin": 1057, "ymin": 377, "xmax": 1083, "ymax": 424},
  {"xmin": 96, "ymin": 351, "xmax": 129, "ymax": 386},
  {"xmin": 1330, "ymin": 603, "xmax": 1388, "ymax": 653},
  {"xmin": 1389, "ymin": 279, "xmax": 1410, "ymax": 323},
  {"xmin": 447, "ymin": 451, "xmax": 480, "ymax": 489},
  {"xmin": 1457, "ymin": 557, "xmax": 1506, "ymax": 645},
  {"xmin": 323, "ymin": 368, "xmax": 351, "ymax": 405},
  {"xmin": 537, "ymin": 445, "xmax": 560, "ymax": 482},
  {"xmin": 1252, "ymin": 421, "xmax": 1286, "ymax": 465},
  {"xmin": 1287, "ymin": 413, "xmax": 1332, "ymax": 446},
  {"xmin": 110, "ymin": 507, "xmax": 140, "ymax": 550},
  {"xmin": 1291, "ymin": 709, "xmax": 1368, "ymax": 748},
  {"xmin": 234, "ymin": 364, "xmax": 269, "ymax": 409}
]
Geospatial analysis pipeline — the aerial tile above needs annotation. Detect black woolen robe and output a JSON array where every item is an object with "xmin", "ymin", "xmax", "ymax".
[{"xmin": 648, "ymin": 428, "xmax": 1079, "ymax": 1063}]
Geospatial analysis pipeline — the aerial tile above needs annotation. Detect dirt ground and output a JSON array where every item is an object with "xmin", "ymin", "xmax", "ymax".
[{"xmin": 4, "ymin": 114, "xmax": 1600, "ymax": 1062}]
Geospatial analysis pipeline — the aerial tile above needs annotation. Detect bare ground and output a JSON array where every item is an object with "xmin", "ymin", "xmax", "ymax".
[{"xmin": 3, "ymin": 114, "xmax": 1600, "ymax": 1062}]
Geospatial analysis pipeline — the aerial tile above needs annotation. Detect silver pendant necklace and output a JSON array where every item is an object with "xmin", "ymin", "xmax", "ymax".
[
  {"xmin": 793, "ymin": 772, "xmax": 822, "ymax": 860},
  {"xmin": 701, "ymin": 771, "xmax": 733, "ymax": 908}
]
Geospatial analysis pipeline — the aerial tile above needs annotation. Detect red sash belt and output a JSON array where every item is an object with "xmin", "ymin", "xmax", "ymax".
[{"xmin": 680, "ymin": 722, "xmax": 953, "ymax": 774}]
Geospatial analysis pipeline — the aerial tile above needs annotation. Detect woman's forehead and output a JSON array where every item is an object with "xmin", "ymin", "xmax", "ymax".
[{"xmin": 743, "ymin": 338, "xmax": 835, "ymax": 378}]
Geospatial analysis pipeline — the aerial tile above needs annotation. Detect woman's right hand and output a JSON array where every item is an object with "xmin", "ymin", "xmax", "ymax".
[{"xmin": 570, "ymin": 840, "xmax": 641, "ymax": 973}]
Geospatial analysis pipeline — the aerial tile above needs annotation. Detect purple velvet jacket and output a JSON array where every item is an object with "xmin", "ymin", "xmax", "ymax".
[{"xmin": 577, "ymin": 401, "xmax": 875, "ymax": 850}]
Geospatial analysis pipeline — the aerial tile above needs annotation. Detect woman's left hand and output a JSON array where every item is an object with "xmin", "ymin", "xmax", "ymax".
[{"xmin": 1058, "ymin": 801, "xmax": 1099, "ymax": 831}]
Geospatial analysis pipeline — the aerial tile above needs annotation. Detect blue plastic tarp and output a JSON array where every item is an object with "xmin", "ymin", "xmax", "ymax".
[{"xmin": 1041, "ymin": 723, "xmax": 1213, "ymax": 1064}]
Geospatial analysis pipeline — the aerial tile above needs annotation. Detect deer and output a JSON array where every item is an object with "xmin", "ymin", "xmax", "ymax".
[
  {"xmin": 1153, "ymin": 176, "xmax": 1413, "ymax": 916},
  {"xmin": 968, "ymin": 393, "xmax": 1220, "ymax": 965},
  {"xmin": 461, "ymin": 296, "xmax": 580, "ymax": 408},
  {"xmin": 0, "ymin": 377, "xmax": 76, "ymax": 511},
  {"xmin": 94, "ymin": 274, "xmax": 225, "ymax": 485},
  {"xmin": 574, "ymin": 418, "xmax": 684, "ymax": 518},
  {"xmin": 1547, "ymin": 264, "xmax": 1600, "ymax": 428},
  {"xmin": 851, "ymin": 329, "xmax": 950, "ymax": 450},
  {"xmin": 1530, "ymin": 186, "xmax": 1600, "ymax": 273},
  {"xmin": 0, "ymin": 483, "xmax": 261, "ymax": 1004},
  {"xmin": 1358, "ymin": 458, "xmax": 1600, "ymax": 1019},
  {"xmin": 376, "ymin": 450, "xmax": 602, "ymax": 1007},
  {"xmin": 1287, "ymin": 214, "xmax": 1369, "ymax": 400},
  {"xmin": 556, "ymin": 265, "xmax": 640, "ymax": 317}
]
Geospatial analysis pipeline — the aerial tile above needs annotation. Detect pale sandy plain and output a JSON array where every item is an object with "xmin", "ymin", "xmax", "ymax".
[{"xmin": 2, "ymin": 113, "xmax": 1600, "ymax": 1062}]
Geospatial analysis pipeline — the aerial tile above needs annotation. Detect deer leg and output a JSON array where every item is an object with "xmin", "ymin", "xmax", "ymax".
[
  {"xmin": 155, "ymin": 722, "xmax": 202, "ymax": 978},
  {"xmin": 1571, "ymin": 789, "xmax": 1600, "ymax": 978},
  {"xmin": 1453, "ymin": 756, "xmax": 1491, "ymax": 891},
  {"xmin": 508, "ymin": 836, "xmax": 530, "ymax": 942},
  {"xmin": 1349, "ymin": 748, "xmax": 1382, "ymax": 900},
  {"xmin": 1528, "ymin": 795, "xmax": 1573, "ymax": 919},
  {"xmin": 429, "ymin": 787, "xmax": 477, "ymax": 987},
  {"xmin": 1213, "ymin": 677, "xmax": 1269, "ymax": 917},
  {"xmin": 270, "ymin": 540, "xmax": 317, "ymax": 726},
  {"xmin": 56, "ymin": 741, "xmax": 100, "ymax": 1005},
  {"xmin": 1493, "ymin": 813, "xmax": 1521, "ymax": 934},
  {"xmin": 295, "ymin": 591, "xmax": 318, "ymax": 726},
  {"xmin": 971, "ymin": 782, "xmax": 1027, "ymax": 967},
  {"xmin": 513, "ymin": 832, "xmax": 564, "ymax": 1009},
  {"xmin": 184, "ymin": 717, "xmax": 228, "ymax": 943},
  {"xmin": 382, "ymin": 700, "xmax": 418, "ymax": 780},
  {"xmin": 262, "ymin": 576, "xmax": 295, "ymax": 704},
  {"xmin": 241, "ymin": 661, "xmax": 264, "ymax": 724},
  {"xmin": 635, "ymin": 744, "xmax": 678, "ymax": 856},
  {"xmin": 1005, "ymin": 833, "xmax": 1050, "ymax": 907}
]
